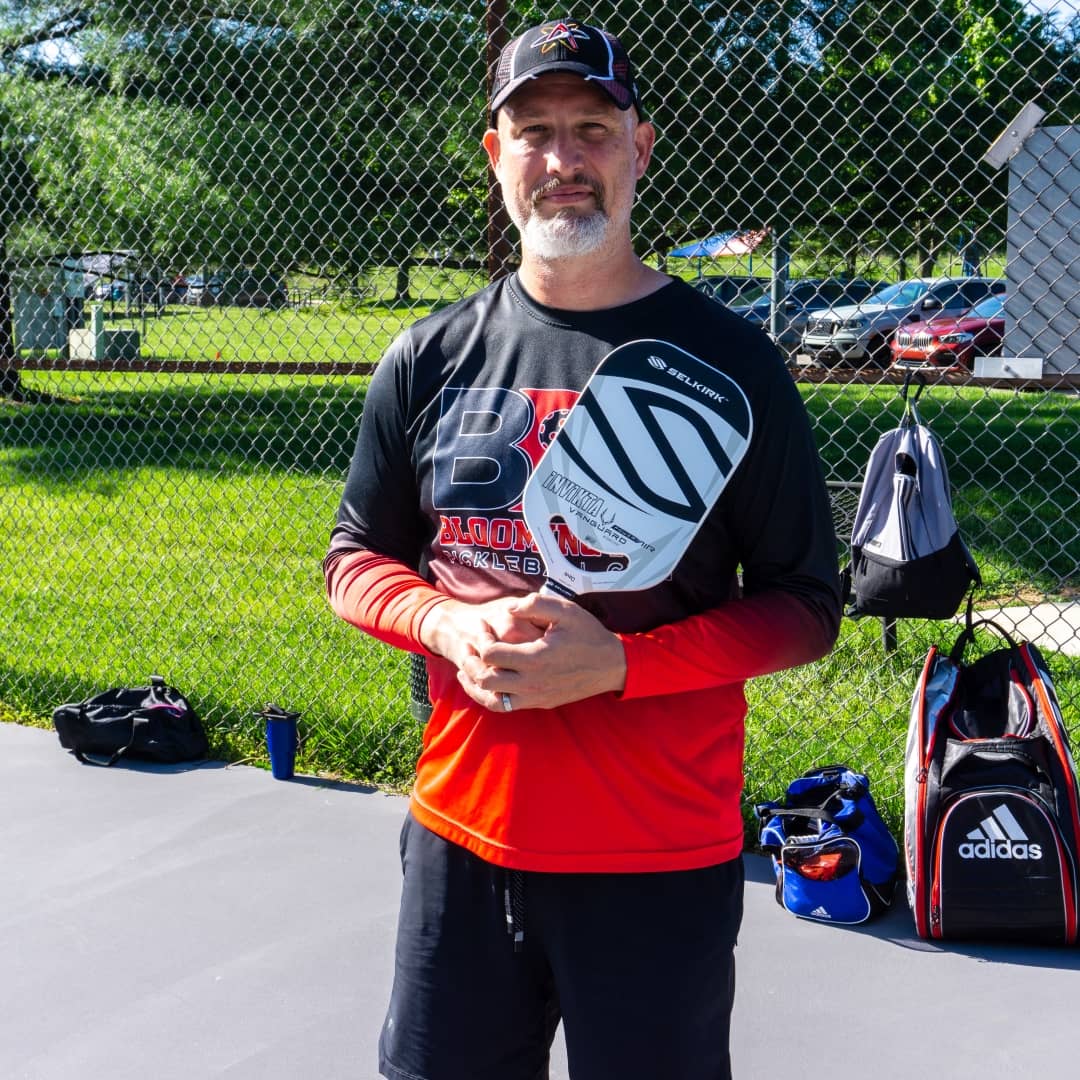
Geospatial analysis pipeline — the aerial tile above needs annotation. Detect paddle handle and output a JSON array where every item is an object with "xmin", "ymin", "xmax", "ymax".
[{"xmin": 540, "ymin": 578, "xmax": 579, "ymax": 601}]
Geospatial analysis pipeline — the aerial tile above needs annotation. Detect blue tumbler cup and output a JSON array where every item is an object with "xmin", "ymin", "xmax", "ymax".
[{"xmin": 261, "ymin": 705, "xmax": 300, "ymax": 780}]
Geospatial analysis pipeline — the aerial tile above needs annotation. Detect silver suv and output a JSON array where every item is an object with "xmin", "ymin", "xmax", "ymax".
[{"xmin": 799, "ymin": 277, "xmax": 1006, "ymax": 368}]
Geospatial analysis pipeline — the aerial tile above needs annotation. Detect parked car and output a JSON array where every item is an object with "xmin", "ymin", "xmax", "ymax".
[
  {"xmin": 184, "ymin": 270, "xmax": 286, "ymax": 308},
  {"xmin": 730, "ymin": 278, "xmax": 883, "ymax": 357},
  {"xmin": 182, "ymin": 273, "xmax": 224, "ymax": 305},
  {"xmin": 690, "ymin": 275, "xmax": 769, "ymax": 306},
  {"xmin": 91, "ymin": 277, "xmax": 159, "ymax": 304},
  {"xmin": 890, "ymin": 295, "xmax": 1006, "ymax": 370},
  {"xmin": 92, "ymin": 280, "xmax": 126, "ymax": 301},
  {"xmin": 800, "ymin": 277, "xmax": 1006, "ymax": 368},
  {"xmin": 223, "ymin": 271, "xmax": 288, "ymax": 309},
  {"xmin": 164, "ymin": 274, "xmax": 189, "ymax": 304}
]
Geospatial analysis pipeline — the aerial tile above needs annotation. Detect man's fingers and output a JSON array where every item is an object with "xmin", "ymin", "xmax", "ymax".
[
  {"xmin": 456, "ymin": 667, "xmax": 518, "ymax": 713},
  {"xmin": 509, "ymin": 592, "xmax": 574, "ymax": 626}
]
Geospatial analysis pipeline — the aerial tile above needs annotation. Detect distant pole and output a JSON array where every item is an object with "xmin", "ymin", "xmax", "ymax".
[
  {"xmin": 485, "ymin": 0, "xmax": 515, "ymax": 282},
  {"xmin": 769, "ymin": 229, "xmax": 790, "ymax": 344},
  {"xmin": 0, "ymin": 239, "xmax": 18, "ymax": 397}
]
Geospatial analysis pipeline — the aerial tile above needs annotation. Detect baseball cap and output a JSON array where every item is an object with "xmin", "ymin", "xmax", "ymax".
[{"xmin": 490, "ymin": 19, "xmax": 644, "ymax": 123}]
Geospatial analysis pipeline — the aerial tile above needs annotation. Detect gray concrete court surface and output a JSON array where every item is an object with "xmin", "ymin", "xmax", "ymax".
[{"xmin": 3, "ymin": 720, "xmax": 1079, "ymax": 1080}]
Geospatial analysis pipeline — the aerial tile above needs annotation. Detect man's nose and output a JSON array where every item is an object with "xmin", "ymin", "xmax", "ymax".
[{"xmin": 543, "ymin": 133, "xmax": 585, "ymax": 175}]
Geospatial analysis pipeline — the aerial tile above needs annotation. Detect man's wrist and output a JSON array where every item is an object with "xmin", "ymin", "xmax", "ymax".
[
  {"xmin": 606, "ymin": 633, "xmax": 628, "ymax": 696},
  {"xmin": 417, "ymin": 598, "xmax": 458, "ymax": 658}
]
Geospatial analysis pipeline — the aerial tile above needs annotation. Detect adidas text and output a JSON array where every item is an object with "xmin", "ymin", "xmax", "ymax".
[{"xmin": 958, "ymin": 839, "xmax": 1043, "ymax": 860}]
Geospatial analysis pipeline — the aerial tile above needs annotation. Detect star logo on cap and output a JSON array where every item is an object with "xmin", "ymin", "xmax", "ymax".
[{"xmin": 534, "ymin": 21, "xmax": 590, "ymax": 54}]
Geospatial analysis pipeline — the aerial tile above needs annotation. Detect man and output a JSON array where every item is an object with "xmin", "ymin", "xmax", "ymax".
[{"xmin": 325, "ymin": 17, "xmax": 840, "ymax": 1080}]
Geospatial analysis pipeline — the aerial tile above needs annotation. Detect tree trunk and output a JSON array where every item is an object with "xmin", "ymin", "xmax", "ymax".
[
  {"xmin": 915, "ymin": 222, "xmax": 936, "ymax": 277},
  {"xmin": 394, "ymin": 262, "xmax": 411, "ymax": 303},
  {"xmin": 485, "ymin": 0, "xmax": 515, "ymax": 283},
  {"xmin": 0, "ymin": 240, "xmax": 22, "ymax": 398}
]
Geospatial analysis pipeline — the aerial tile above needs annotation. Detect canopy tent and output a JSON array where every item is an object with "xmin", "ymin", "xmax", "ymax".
[{"xmin": 669, "ymin": 229, "xmax": 769, "ymax": 275}]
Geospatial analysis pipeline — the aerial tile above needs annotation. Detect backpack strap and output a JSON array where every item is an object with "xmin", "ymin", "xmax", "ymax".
[
  {"xmin": 73, "ymin": 707, "xmax": 143, "ymax": 767},
  {"xmin": 950, "ymin": 593, "xmax": 1021, "ymax": 664},
  {"xmin": 756, "ymin": 804, "xmax": 866, "ymax": 833},
  {"xmin": 899, "ymin": 369, "xmax": 926, "ymax": 426}
]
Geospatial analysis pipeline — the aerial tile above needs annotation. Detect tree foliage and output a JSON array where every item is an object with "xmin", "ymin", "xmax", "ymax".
[
  {"xmin": 1, "ymin": 0, "xmax": 1078, "ymax": 279},
  {"xmin": 802, "ymin": 0, "xmax": 1080, "ymax": 260},
  {"xmin": 2, "ymin": 1, "xmax": 489, "ymax": 275}
]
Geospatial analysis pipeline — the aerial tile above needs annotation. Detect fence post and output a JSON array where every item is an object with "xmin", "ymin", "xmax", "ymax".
[{"xmin": 485, "ymin": 0, "xmax": 514, "ymax": 283}]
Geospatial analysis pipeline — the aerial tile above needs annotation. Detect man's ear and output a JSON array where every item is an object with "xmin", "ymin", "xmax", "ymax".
[
  {"xmin": 482, "ymin": 129, "xmax": 500, "ymax": 172},
  {"xmin": 633, "ymin": 121, "xmax": 656, "ymax": 179}
]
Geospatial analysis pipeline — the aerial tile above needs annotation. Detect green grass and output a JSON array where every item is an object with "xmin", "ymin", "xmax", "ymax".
[
  {"xmin": 2, "ymin": 326, "xmax": 1076, "ymax": 818},
  {"xmin": 0, "ymin": 371, "xmax": 422, "ymax": 787},
  {"xmin": 91, "ymin": 302, "xmax": 414, "ymax": 365},
  {"xmin": 64, "ymin": 250, "xmax": 1013, "ymax": 369},
  {"xmin": 803, "ymin": 383, "xmax": 1078, "ymax": 598}
]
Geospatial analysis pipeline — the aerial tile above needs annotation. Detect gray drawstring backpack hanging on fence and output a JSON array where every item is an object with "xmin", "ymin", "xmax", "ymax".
[{"xmin": 844, "ymin": 374, "xmax": 980, "ymax": 620}]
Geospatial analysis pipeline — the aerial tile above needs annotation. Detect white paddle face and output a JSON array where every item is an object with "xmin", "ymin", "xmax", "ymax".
[{"xmin": 521, "ymin": 339, "xmax": 753, "ymax": 596}]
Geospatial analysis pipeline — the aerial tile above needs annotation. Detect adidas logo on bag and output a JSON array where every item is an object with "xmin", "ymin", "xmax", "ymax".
[
  {"xmin": 958, "ymin": 804, "xmax": 1043, "ymax": 861},
  {"xmin": 809, "ymin": 906, "xmax": 832, "ymax": 919}
]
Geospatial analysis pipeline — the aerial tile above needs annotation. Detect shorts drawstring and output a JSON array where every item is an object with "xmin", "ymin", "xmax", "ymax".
[{"xmin": 503, "ymin": 869, "xmax": 526, "ymax": 952}]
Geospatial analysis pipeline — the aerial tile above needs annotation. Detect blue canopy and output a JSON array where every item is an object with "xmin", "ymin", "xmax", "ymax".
[
  {"xmin": 669, "ymin": 230, "xmax": 769, "ymax": 259},
  {"xmin": 669, "ymin": 234, "xmax": 740, "ymax": 258}
]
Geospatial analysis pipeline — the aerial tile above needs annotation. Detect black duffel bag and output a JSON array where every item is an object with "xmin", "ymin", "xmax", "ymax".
[{"xmin": 53, "ymin": 675, "xmax": 208, "ymax": 766}]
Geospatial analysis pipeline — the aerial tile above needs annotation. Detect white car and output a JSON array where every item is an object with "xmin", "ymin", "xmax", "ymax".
[{"xmin": 799, "ymin": 277, "xmax": 1006, "ymax": 368}]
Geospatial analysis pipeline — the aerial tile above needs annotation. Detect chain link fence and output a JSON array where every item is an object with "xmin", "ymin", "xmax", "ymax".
[{"xmin": 2, "ymin": 1, "xmax": 1077, "ymax": 828}]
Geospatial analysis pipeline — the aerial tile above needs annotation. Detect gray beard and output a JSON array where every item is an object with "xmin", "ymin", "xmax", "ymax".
[{"xmin": 518, "ymin": 209, "xmax": 610, "ymax": 260}]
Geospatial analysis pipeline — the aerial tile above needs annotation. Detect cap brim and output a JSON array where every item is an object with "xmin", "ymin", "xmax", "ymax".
[{"xmin": 490, "ymin": 64, "xmax": 637, "ymax": 119}]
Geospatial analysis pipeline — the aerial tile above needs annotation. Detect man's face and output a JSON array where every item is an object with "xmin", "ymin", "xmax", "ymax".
[{"xmin": 483, "ymin": 73, "xmax": 655, "ymax": 260}]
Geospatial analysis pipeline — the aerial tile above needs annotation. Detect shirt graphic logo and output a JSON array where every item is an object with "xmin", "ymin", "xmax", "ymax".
[{"xmin": 431, "ymin": 385, "xmax": 628, "ymax": 577}]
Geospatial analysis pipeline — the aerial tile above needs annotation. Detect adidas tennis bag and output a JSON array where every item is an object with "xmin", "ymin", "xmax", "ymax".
[
  {"xmin": 845, "ymin": 380, "xmax": 979, "ymax": 620},
  {"xmin": 757, "ymin": 765, "xmax": 900, "ymax": 925},
  {"xmin": 904, "ymin": 610, "xmax": 1080, "ymax": 943}
]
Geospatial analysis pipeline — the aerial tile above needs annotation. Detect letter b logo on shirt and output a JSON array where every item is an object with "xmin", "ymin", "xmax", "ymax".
[{"xmin": 432, "ymin": 387, "xmax": 532, "ymax": 511}]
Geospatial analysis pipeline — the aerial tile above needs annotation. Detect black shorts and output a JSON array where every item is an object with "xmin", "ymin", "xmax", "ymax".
[{"xmin": 379, "ymin": 812, "xmax": 744, "ymax": 1080}]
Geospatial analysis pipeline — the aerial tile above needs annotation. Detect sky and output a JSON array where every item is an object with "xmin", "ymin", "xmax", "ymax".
[{"xmin": 1026, "ymin": 0, "xmax": 1079, "ymax": 16}]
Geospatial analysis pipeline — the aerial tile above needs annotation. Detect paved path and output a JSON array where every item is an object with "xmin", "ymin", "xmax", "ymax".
[
  {"xmin": 967, "ymin": 601, "xmax": 1080, "ymax": 657},
  {"xmin": 2, "ymin": 722, "xmax": 1078, "ymax": 1080}
]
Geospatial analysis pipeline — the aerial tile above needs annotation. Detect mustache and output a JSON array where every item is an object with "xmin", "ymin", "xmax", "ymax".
[{"xmin": 531, "ymin": 176, "xmax": 605, "ymax": 209}]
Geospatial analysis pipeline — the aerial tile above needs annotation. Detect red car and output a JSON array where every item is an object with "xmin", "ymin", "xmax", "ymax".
[{"xmin": 890, "ymin": 295, "xmax": 1005, "ymax": 369}]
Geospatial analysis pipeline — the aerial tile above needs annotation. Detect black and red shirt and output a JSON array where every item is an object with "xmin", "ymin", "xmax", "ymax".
[{"xmin": 326, "ymin": 274, "xmax": 840, "ymax": 872}]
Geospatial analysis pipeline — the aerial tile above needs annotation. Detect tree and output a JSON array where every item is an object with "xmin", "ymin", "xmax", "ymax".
[
  {"xmin": 2, "ymin": 1, "xmax": 490, "ymax": 287},
  {"xmin": 804, "ymin": 0, "xmax": 1080, "ymax": 268},
  {"xmin": 0, "ymin": 106, "xmax": 40, "ymax": 397},
  {"xmin": 581, "ymin": 0, "xmax": 818, "ymax": 248}
]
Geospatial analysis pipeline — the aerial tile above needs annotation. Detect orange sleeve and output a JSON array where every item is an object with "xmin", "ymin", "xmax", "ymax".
[
  {"xmin": 618, "ymin": 590, "xmax": 836, "ymax": 700},
  {"xmin": 324, "ymin": 548, "xmax": 451, "ymax": 655}
]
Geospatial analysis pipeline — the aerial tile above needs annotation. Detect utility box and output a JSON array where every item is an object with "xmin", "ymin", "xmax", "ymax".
[
  {"xmin": 14, "ymin": 265, "xmax": 65, "ymax": 351},
  {"xmin": 1005, "ymin": 125, "xmax": 1080, "ymax": 376},
  {"xmin": 13, "ymin": 262, "xmax": 86, "ymax": 353},
  {"xmin": 68, "ymin": 305, "xmax": 140, "ymax": 362}
]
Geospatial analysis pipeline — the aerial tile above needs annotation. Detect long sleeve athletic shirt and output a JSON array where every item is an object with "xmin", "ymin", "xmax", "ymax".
[{"xmin": 325, "ymin": 274, "xmax": 841, "ymax": 873}]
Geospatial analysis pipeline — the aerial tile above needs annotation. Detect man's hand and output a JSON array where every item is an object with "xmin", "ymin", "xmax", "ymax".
[
  {"xmin": 418, "ymin": 596, "xmax": 544, "ymax": 673},
  {"xmin": 456, "ymin": 592, "xmax": 627, "ymax": 711}
]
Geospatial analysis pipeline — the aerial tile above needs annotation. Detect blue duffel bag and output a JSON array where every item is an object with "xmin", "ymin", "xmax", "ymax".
[{"xmin": 756, "ymin": 764, "xmax": 899, "ymax": 925}]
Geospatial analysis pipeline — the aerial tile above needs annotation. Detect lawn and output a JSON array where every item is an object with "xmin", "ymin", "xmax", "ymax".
[
  {"xmin": 802, "ymin": 382, "xmax": 1078, "ymax": 599},
  {"xmin": 1, "ymin": 346, "xmax": 1076, "ymax": 827}
]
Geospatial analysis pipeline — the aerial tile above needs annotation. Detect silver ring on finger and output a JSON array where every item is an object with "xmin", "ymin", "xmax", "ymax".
[{"xmin": 501, "ymin": 693, "xmax": 513, "ymax": 713}]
